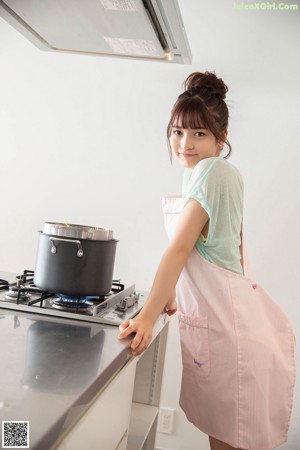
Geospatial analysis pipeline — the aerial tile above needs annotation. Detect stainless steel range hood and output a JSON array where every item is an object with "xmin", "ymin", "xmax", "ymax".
[{"xmin": 0, "ymin": 0, "xmax": 192, "ymax": 63}]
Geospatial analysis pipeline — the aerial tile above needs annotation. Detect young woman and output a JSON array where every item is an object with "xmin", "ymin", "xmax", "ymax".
[{"xmin": 118, "ymin": 72, "xmax": 295, "ymax": 450}]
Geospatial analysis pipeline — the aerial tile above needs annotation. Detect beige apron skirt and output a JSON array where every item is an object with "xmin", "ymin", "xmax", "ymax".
[{"xmin": 163, "ymin": 196, "xmax": 296, "ymax": 450}]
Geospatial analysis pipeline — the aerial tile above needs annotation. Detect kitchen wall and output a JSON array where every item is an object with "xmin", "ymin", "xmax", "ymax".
[{"xmin": 1, "ymin": 1, "xmax": 299, "ymax": 449}]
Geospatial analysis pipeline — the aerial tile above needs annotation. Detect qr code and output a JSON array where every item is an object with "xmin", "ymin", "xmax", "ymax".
[{"xmin": 2, "ymin": 421, "xmax": 29, "ymax": 448}]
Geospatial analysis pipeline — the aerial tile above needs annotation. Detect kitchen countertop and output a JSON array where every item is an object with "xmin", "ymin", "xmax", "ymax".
[{"xmin": 0, "ymin": 271, "xmax": 144, "ymax": 449}]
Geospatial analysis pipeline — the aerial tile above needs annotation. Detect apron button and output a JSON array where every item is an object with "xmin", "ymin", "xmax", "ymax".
[{"xmin": 252, "ymin": 283, "xmax": 257, "ymax": 289}]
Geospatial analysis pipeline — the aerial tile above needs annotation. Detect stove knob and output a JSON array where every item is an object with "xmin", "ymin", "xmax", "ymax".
[
  {"xmin": 115, "ymin": 299, "xmax": 128, "ymax": 311},
  {"xmin": 115, "ymin": 293, "xmax": 139, "ymax": 312},
  {"xmin": 132, "ymin": 291, "xmax": 140, "ymax": 301},
  {"xmin": 125, "ymin": 294, "xmax": 138, "ymax": 308}
]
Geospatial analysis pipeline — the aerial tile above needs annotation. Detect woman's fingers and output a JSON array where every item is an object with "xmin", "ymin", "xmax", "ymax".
[
  {"xmin": 118, "ymin": 317, "xmax": 153, "ymax": 356},
  {"xmin": 166, "ymin": 298, "xmax": 177, "ymax": 311},
  {"xmin": 131, "ymin": 331, "xmax": 151, "ymax": 356},
  {"xmin": 118, "ymin": 320, "xmax": 137, "ymax": 339},
  {"xmin": 130, "ymin": 333, "xmax": 143, "ymax": 352},
  {"xmin": 166, "ymin": 308, "xmax": 177, "ymax": 316},
  {"xmin": 118, "ymin": 320, "xmax": 131, "ymax": 335}
]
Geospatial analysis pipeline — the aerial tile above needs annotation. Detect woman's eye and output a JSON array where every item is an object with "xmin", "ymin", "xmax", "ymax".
[
  {"xmin": 173, "ymin": 129, "xmax": 181, "ymax": 136},
  {"xmin": 195, "ymin": 131, "xmax": 205, "ymax": 137}
]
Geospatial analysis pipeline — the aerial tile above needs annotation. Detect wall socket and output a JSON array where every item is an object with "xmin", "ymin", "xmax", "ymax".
[{"xmin": 158, "ymin": 407, "xmax": 175, "ymax": 434}]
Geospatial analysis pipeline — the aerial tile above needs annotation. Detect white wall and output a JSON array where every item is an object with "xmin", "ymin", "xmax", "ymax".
[{"xmin": 0, "ymin": 1, "xmax": 299, "ymax": 449}]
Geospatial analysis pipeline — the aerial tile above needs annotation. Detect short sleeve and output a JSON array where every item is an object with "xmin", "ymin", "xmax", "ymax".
[
  {"xmin": 181, "ymin": 157, "xmax": 244, "ymax": 274},
  {"xmin": 182, "ymin": 157, "xmax": 221, "ymax": 219}
]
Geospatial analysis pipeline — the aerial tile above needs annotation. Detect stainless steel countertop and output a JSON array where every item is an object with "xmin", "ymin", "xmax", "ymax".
[{"xmin": 0, "ymin": 302, "xmax": 130, "ymax": 449}]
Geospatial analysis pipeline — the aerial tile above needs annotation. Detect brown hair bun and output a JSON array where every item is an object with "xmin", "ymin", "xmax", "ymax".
[{"xmin": 184, "ymin": 72, "xmax": 228, "ymax": 101}]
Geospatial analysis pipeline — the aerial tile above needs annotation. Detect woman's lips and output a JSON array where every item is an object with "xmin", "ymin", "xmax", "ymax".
[{"xmin": 179, "ymin": 152, "xmax": 197, "ymax": 158}]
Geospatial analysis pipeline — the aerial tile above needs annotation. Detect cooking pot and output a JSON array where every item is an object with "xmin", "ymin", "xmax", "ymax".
[{"xmin": 34, "ymin": 222, "xmax": 118, "ymax": 296}]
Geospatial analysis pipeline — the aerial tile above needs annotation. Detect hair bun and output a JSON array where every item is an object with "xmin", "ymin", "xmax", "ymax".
[{"xmin": 184, "ymin": 71, "xmax": 228, "ymax": 101}]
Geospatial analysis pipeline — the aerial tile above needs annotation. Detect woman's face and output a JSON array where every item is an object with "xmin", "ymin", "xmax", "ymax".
[{"xmin": 169, "ymin": 123, "xmax": 222, "ymax": 169}]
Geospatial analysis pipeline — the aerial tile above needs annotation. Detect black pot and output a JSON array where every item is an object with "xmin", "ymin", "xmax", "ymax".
[{"xmin": 34, "ymin": 231, "xmax": 118, "ymax": 296}]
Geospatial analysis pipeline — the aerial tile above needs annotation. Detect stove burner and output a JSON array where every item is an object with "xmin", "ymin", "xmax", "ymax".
[
  {"xmin": 52, "ymin": 294, "xmax": 94, "ymax": 312},
  {"xmin": 0, "ymin": 270, "xmax": 145, "ymax": 326},
  {"xmin": 5, "ymin": 286, "xmax": 31, "ymax": 301}
]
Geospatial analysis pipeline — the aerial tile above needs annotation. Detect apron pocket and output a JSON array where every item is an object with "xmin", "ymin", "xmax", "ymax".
[{"xmin": 178, "ymin": 312, "xmax": 210, "ymax": 377}]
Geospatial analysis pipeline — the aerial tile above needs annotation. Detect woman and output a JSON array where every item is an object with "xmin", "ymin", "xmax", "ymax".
[{"xmin": 118, "ymin": 72, "xmax": 295, "ymax": 450}]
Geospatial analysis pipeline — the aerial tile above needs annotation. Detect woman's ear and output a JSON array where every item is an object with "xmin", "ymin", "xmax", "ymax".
[{"xmin": 217, "ymin": 130, "xmax": 228, "ymax": 151}]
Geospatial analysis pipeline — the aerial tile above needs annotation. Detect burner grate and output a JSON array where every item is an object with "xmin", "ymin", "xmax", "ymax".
[
  {"xmin": 16, "ymin": 270, "xmax": 35, "ymax": 285},
  {"xmin": 0, "ymin": 270, "xmax": 145, "ymax": 326},
  {"xmin": 0, "ymin": 279, "xmax": 9, "ymax": 291}
]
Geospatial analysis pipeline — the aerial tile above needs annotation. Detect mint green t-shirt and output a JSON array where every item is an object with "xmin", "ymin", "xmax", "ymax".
[{"xmin": 182, "ymin": 157, "xmax": 244, "ymax": 274}]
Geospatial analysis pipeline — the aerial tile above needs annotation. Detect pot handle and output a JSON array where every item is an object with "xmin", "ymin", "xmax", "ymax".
[{"xmin": 49, "ymin": 237, "xmax": 84, "ymax": 257}]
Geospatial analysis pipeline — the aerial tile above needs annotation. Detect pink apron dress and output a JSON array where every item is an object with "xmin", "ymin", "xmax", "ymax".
[{"xmin": 163, "ymin": 196, "xmax": 296, "ymax": 450}]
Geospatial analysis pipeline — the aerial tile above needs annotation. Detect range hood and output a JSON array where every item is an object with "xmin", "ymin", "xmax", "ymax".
[{"xmin": 0, "ymin": 0, "xmax": 192, "ymax": 63}]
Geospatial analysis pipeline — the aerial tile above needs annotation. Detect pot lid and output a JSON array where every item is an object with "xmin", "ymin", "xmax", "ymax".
[{"xmin": 42, "ymin": 222, "xmax": 113, "ymax": 241}]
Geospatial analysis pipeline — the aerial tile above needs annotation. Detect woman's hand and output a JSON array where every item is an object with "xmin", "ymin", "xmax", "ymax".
[
  {"xmin": 164, "ymin": 297, "xmax": 177, "ymax": 316},
  {"xmin": 163, "ymin": 290, "xmax": 177, "ymax": 316},
  {"xmin": 118, "ymin": 315, "xmax": 154, "ymax": 356}
]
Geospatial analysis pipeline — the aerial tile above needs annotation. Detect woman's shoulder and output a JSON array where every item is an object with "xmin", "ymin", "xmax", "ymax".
[
  {"xmin": 192, "ymin": 157, "xmax": 242, "ymax": 182},
  {"xmin": 183, "ymin": 157, "xmax": 243, "ymax": 196},
  {"xmin": 209, "ymin": 157, "xmax": 243, "ymax": 185}
]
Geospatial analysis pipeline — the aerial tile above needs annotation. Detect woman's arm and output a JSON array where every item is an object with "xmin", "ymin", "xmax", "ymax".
[{"xmin": 118, "ymin": 198, "xmax": 209, "ymax": 356}]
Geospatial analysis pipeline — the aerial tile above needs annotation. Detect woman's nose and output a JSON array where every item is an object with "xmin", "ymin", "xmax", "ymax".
[{"xmin": 180, "ymin": 135, "xmax": 194, "ymax": 150}]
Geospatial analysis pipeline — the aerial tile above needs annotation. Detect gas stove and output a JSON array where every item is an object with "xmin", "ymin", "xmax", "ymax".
[{"xmin": 0, "ymin": 270, "xmax": 147, "ymax": 326}]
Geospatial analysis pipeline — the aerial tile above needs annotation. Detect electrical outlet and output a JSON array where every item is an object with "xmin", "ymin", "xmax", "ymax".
[{"xmin": 158, "ymin": 407, "xmax": 175, "ymax": 434}]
